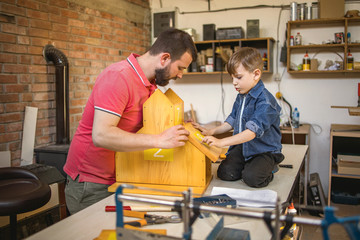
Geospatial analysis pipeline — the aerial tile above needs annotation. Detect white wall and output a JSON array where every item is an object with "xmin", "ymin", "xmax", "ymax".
[{"xmin": 151, "ymin": 0, "xmax": 360, "ymax": 197}]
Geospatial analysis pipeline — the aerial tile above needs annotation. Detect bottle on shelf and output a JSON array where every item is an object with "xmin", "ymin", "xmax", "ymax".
[
  {"xmin": 294, "ymin": 32, "xmax": 302, "ymax": 46},
  {"xmin": 347, "ymin": 50, "xmax": 354, "ymax": 70},
  {"xmin": 358, "ymin": 83, "xmax": 360, "ymax": 107},
  {"xmin": 292, "ymin": 107, "xmax": 300, "ymax": 128},
  {"xmin": 290, "ymin": 36, "xmax": 294, "ymax": 46},
  {"xmin": 262, "ymin": 53, "xmax": 268, "ymax": 71},
  {"xmin": 347, "ymin": 32, "xmax": 351, "ymax": 44},
  {"xmin": 302, "ymin": 51, "xmax": 310, "ymax": 71}
]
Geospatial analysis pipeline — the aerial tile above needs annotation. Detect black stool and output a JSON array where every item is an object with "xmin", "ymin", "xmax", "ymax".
[{"xmin": 0, "ymin": 167, "xmax": 51, "ymax": 240}]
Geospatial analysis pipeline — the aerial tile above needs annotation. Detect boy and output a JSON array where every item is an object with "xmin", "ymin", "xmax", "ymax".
[{"xmin": 194, "ymin": 47, "xmax": 284, "ymax": 188}]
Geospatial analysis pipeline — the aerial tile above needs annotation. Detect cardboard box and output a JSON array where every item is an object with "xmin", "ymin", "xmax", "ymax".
[
  {"xmin": 318, "ymin": 0, "xmax": 345, "ymax": 19},
  {"xmin": 337, "ymin": 154, "xmax": 360, "ymax": 175},
  {"xmin": 310, "ymin": 59, "xmax": 318, "ymax": 71}
]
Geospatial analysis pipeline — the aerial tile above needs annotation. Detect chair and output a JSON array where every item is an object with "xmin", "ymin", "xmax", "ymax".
[{"xmin": 0, "ymin": 167, "xmax": 51, "ymax": 240}]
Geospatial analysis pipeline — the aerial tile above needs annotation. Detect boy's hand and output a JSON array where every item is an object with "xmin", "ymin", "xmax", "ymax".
[
  {"xmin": 191, "ymin": 122, "xmax": 212, "ymax": 136},
  {"xmin": 202, "ymin": 136, "xmax": 223, "ymax": 148}
]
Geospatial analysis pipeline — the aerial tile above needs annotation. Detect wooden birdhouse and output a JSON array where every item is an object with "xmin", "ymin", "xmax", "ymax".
[{"xmin": 108, "ymin": 89, "xmax": 222, "ymax": 195}]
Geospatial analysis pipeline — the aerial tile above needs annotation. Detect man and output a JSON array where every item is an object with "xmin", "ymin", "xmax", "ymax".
[{"xmin": 64, "ymin": 28, "xmax": 197, "ymax": 214}]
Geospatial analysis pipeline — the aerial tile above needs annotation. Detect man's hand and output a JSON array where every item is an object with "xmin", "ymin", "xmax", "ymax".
[
  {"xmin": 156, "ymin": 125, "xmax": 190, "ymax": 148},
  {"xmin": 202, "ymin": 136, "xmax": 223, "ymax": 148}
]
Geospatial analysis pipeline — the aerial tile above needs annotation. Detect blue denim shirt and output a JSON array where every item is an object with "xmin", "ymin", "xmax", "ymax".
[{"xmin": 225, "ymin": 80, "xmax": 282, "ymax": 161}]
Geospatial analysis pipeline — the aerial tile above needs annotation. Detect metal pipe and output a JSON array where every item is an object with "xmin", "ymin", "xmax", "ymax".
[
  {"xmin": 182, "ymin": 189, "xmax": 191, "ymax": 240},
  {"xmin": 42, "ymin": 44, "xmax": 69, "ymax": 144},
  {"xmin": 116, "ymin": 194, "xmax": 323, "ymax": 226}
]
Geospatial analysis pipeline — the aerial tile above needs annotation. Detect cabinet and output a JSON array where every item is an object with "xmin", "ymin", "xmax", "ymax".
[
  {"xmin": 287, "ymin": 17, "xmax": 360, "ymax": 74},
  {"xmin": 186, "ymin": 37, "xmax": 274, "ymax": 75},
  {"xmin": 328, "ymin": 124, "xmax": 360, "ymax": 206},
  {"xmin": 280, "ymin": 124, "xmax": 310, "ymax": 206}
]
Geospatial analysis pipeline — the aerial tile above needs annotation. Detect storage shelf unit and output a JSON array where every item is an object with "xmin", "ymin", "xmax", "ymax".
[
  {"xmin": 328, "ymin": 124, "xmax": 360, "ymax": 206},
  {"xmin": 287, "ymin": 17, "xmax": 360, "ymax": 74},
  {"xmin": 186, "ymin": 37, "xmax": 274, "ymax": 75}
]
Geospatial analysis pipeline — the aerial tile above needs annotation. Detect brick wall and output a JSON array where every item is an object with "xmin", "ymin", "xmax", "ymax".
[{"xmin": 0, "ymin": 0, "xmax": 151, "ymax": 166}]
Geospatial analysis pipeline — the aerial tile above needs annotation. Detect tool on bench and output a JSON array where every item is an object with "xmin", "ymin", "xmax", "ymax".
[
  {"xmin": 279, "ymin": 164, "xmax": 293, "ymax": 168},
  {"xmin": 105, "ymin": 205, "xmax": 174, "ymax": 212},
  {"xmin": 123, "ymin": 210, "xmax": 181, "ymax": 227}
]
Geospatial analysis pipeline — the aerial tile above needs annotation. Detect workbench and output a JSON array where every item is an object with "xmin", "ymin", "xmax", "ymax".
[{"xmin": 25, "ymin": 144, "xmax": 308, "ymax": 240}]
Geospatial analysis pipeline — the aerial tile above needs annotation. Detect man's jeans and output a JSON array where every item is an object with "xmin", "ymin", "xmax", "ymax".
[{"xmin": 65, "ymin": 175, "xmax": 112, "ymax": 215}]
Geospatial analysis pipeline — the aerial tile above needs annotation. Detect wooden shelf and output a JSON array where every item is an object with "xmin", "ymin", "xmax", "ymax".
[
  {"xmin": 288, "ymin": 18, "xmax": 346, "ymax": 26},
  {"xmin": 187, "ymin": 37, "xmax": 275, "ymax": 75},
  {"xmin": 328, "ymin": 124, "xmax": 360, "ymax": 205},
  {"xmin": 288, "ymin": 70, "xmax": 360, "ymax": 74},
  {"xmin": 193, "ymin": 37, "xmax": 274, "ymax": 44},
  {"xmin": 184, "ymin": 70, "xmax": 272, "ymax": 75},
  {"xmin": 289, "ymin": 44, "xmax": 345, "ymax": 49},
  {"xmin": 184, "ymin": 71, "xmax": 225, "ymax": 75},
  {"xmin": 348, "ymin": 43, "xmax": 360, "ymax": 47},
  {"xmin": 287, "ymin": 17, "xmax": 360, "ymax": 75},
  {"xmin": 331, "ymin": 169, "xmax": 360, "ymax": 180},
  {"xmin": 331, "ymin": 106, "xmax": 360, "ymax": 116}
]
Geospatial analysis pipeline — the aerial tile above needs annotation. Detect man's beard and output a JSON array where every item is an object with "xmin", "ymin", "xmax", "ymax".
[{"xmin": 155, "ymin": 65, "xmax": 176, "ymax": 86}]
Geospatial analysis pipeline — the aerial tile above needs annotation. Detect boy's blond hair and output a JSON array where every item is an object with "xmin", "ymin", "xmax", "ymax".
[{"xmin": 226, "ymin": 47, "xmax": 263, "ymax": 74}]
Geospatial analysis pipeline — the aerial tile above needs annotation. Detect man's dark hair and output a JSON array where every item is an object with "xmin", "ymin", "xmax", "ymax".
[{"xmin": 149, "ymin": 28, "xmax": 197, "ymax": 62}]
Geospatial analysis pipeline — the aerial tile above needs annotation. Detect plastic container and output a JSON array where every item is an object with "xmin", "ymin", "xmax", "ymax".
[
  {"xmin": 292, "ymin": 108, "xmax": 300, "ymax": 128},
  {"xmin": 290, "ymin": 36, "xmax": 294, "ymax": 46},
  {"xmin": 302, "ymin": 51, "xmax": 310, "ymax": 71},
  {"xmin": 294, "ymin": 32, "xmax": 302, "ymax": 46}
]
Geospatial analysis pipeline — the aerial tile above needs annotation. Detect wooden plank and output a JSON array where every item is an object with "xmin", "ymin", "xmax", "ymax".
[
  {"xmin": 142, "ymin": 89, "xmax": 174, "ymax": 133},
  {"xmin": 0, "ymin": 151, "xmax": 11, "ymax": 167},
  {"xmin": 184, "ymin": 122, "xmax": 222, "ymax": 162},
  {"xmin": 165, "ymin": 88, "xmax": 184, "ymax": 125},
  {"xmin": 108, "ymin": 177, "xmax": 211, "ymax": 196},
  {"xmin": 115, "ymin": 141, "xmax": 207, "ymax": 187},
  {"xmin": 21, "ymin": 106, "xmax": 38, "ymax": 166}
]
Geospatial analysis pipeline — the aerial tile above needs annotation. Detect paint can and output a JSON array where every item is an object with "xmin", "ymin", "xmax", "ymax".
[
  {"xmin": 299, "ymin": 3, "xmax": 306, "ymax": 20},
  {"xmin": 290, "ymin": 2, "xmax": 298, "ymax": 21},
  {"xmin": 306, "ymin": 3, "xmax": 312, "ymax": 20}
]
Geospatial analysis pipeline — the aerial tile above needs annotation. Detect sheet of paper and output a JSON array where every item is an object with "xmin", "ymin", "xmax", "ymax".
[{"xmin": 211, "ymin": 187, "xmax": 277, "ymax": 208}]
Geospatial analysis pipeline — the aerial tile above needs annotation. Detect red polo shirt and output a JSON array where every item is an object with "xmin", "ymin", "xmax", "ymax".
[{"xmin": 64, "ymin": 53, "xmax": 157, "ymax": 185}]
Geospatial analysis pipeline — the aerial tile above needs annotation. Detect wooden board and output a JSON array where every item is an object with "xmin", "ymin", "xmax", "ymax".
[
  {"xmin": 21, "ymin": 106, "xmax": 38, "ymax": 165},
  {"xmin": 143, "ymin": 89, "xmax": 174, "ymax": 133},
  {"xmin": 116, "ymin": 141, "xmax": 208, "ymax": 187},
  {"xmin": 184, "ymin": 122, "xmax": 222, "ymax": 162},
  {"xmin": 108, "ymin": 176, "xmax": 211, "ymax": 196},
  {"xmin": 165, "ymin": 89, "xmax": 184, "ymax": 125},
  {"xmin": 94, "ymin": 227, "xmax": 167, "ymax": 240}
]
